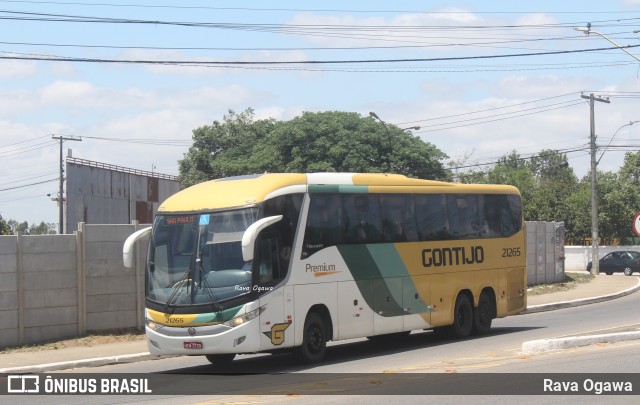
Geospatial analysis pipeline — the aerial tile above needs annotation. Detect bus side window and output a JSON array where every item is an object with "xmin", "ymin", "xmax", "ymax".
[
  {"xmin": 502, "ymin": 195, "xmax": 523, "ymax": 236},
  {"xmin": 263, "ymin": 193, "xmax": 303, "ymax": 268},
  {"xmin": 448, "ymin": 195, "xmax": 480, "ymax": 239},
  {"xmin": 345, "ymin": 194, "xmax": 382, "ymax": 243},
  {"xmin": 415, "ymin": 194, "xmax": 450, "ymax": 241},
  {"xmin": 480, "ymin": 195, "xmax": 502, "ymax": 238},
  {"xmin": 302, "ymin": 194, "xmax": 344, "ymax": 257},
  {"xmin": 257, "ymin": 234, "xmax": 281, "ymax": 285},
  {"xmin": 381, "ymin": 194, "xmax": 418, "ymax": 242}
]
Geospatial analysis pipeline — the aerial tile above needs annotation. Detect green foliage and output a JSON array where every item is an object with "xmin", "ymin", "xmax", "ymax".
[
  {"xmin": 179, "ymin": 108, "xmax": 276, "ymax": 187},
  {"xmin": 0, "ymin": 215, "xmax": 10, "ymax": 235},
  {"xmin": 179, "ymin": 109, "xmax": 640, "ymax": 245},
  {"xmin": 0, "ymin": 219, "xmax": 56, "ymax": 235},
  {"xmin": 460, "ymin": 149, "xmax": 640, "ymax": 244},
  {"xmin": 179, "ymin": 109, "xmax": 449, "ymax": 188}
]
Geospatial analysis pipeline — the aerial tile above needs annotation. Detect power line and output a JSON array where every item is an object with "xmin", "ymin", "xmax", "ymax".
[
  {"xmin": 1, "ymin": 44, "xmax": 639, "ymax": 66},
  {"xmin": 0, "ymin": 171, "xmax": 58, "ymax": 185},
  {"xmin": 0, "ymin": 140, "xmax": 56, "ymax": 158},
  {"xmin": 1, "ymin": 8, "xmax": 639, "ymax": 29},
  {"xmin": 0, "ymin": 134, "xmax": 49, "ymax": 149},
  {"xmin": 1, "ymin": 1, "xmax": 640, "ymax": 16},
  {"xmin": 396, "ymin": 92, "xmax": 580, "ymax": 125},
  {"xmin": 0, "ymin": 34, "xmax": 604, "ymax": 52},
  {"xmin": 0, "ymin": 178, "xmax": 58, "ymax": 192},
  {"xmin": 81, "ymin": 135, "xmax": 191, "ymax": 146},
  {"xmin": 413, "ymin": 101, "xmax": 585, "ymax": 133},
  {"xmin": 0, "ymin": 193, "xmax": 49, "ymax": 203}
]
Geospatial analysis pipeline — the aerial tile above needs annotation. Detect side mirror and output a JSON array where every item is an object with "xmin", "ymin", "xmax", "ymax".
[
  {"xmin": 123, "ymin": 227, "xmax": 152, "ymax": 268},
  {"xmin": 241, "ymin": 215, "xmax": 283, "ymax": 262}
]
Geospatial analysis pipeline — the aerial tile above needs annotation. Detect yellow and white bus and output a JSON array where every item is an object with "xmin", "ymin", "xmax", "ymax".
[{"xmin": 123, "ymin": 173, "xmax": 526, "ymax": 364}]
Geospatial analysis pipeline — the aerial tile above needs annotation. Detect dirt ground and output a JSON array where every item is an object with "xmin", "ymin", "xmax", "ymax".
[{"xmin": 1, "ymin": 328, "xmax": 145, "ymax": 354}]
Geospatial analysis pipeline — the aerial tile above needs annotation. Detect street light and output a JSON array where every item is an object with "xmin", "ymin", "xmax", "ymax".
[
  {"xmin": 402, "ymin": 126, "xmax": 421, "ymax": 132},
  {"xmin": 574, "ymin": 26, "xmax": 640, "ymax": 62},
  {"xmin": 597, "ymin": 120, "xmax": 639, "ymax": 165},
  {"xmin": 369, "ymin": 111, "xmax": 392, "ymax": 172}
]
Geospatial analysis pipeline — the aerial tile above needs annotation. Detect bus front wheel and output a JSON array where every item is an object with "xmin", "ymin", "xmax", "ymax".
[
  {"xmin": 450, "ymin": 294, "xmax": 473, "ymax": 339},
  {"xmin": 296, "ymin": 312, "xmax": 327, "ymax": 364},
  {"xmin": 205, "ymin": 353, "xmax": 236, "ymax": 367}
]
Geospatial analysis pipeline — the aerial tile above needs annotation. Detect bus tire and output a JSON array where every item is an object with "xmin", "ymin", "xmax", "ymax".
[
  {"xmin": 296, "ymin": 312, "xmax": 327, "ymax": 364},
  {"xmin": 450, "ymin": 293, "xmax": 473, "ymax": 339},
  {"xmin": 205, "ymin": 353, "xmax": 235, "ymax": 366},
  {"xmin": 473, "ymin": 292, "xmax": 494, "ymax": 335}
]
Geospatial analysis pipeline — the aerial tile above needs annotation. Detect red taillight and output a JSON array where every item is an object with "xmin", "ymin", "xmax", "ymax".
[{"xmin": 636, "ymin": 259, "xmax": 640, "ymax": 266}]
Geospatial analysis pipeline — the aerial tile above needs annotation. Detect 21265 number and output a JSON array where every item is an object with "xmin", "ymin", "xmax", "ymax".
[{"xmin": 502, "ymin": 247, "xmax": 521, "ymax": 257}]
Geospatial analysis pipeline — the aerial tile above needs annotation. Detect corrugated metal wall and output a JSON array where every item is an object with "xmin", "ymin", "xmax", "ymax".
[{"xmin": 65, "ymin": 157, "xmax": 181, "ymax": 233}]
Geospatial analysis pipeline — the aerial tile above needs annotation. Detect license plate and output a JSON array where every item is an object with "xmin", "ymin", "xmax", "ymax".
[{"xmin": 184, "ymin": 341, "xmax": 203, "ymax": 349}]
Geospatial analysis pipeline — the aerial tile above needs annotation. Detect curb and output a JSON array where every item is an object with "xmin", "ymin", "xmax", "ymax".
[
  {"xmin": 522, "ymin": 277, "xmax": 640, "ymax": 314},
  {"xmin": 521, "ymin": 330, "xmax": 640, "ymax": 354},
  {"xmin": 0, "ymin": 352, "xmax": 160, "ymax": 374}
]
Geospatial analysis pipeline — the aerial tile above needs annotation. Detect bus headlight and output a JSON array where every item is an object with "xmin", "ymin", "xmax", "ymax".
[
  {"xmin": 146, "ymin": 319, "xmax": 163, "ymax": 331},
  {"xmin": 223, "ymin": 306, "xmax": 265, "ymax": 328}
]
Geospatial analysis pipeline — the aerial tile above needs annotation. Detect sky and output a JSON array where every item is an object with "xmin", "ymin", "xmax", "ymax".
[{"xmin": 1, "ymin": 0, "xmax": 640, "ymax": 230}]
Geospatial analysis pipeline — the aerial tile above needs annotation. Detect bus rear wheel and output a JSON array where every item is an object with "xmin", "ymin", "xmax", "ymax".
[
  {"xmin": 449, "ymin": 294, "xmax": 473, "ymax": 339},
  {"xmin": 473, "ymin": 292, "xmax": 495, "ymax": 335},
  {"xmin": 296, "ymin": 312, "xmax": 327, "ymax": 364}
]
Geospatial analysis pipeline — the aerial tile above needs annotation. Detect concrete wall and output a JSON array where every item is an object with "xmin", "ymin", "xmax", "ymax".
[
  {"xmin": 0, "ymin": 223, "xmax": 149, "ymax": 348},
  {"xmin": 564, "ymin": 245, "xmax": 640, "ymax": 272},
  {"xmin": 82, "ymin": 224, "xmax": 147, "ymax": 331},
  {"xmin": 0, "ymin": 236, "xmax": 18, "ymax": 347},
  {"xmin": 0, "ymin": 221, "xmax": 562, "ymax": 348},
  {"xmin": 526, "ymin": 221, "xmax": 565, "ymax": 286}
]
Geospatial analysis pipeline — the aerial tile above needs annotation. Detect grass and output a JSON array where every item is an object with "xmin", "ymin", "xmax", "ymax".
[{"xmin": 527, "ymin": 272, "xmax": 595, "ymax": 296}]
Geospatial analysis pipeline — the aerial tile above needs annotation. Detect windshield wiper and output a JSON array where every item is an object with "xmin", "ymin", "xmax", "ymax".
[
  {"xmin": 163, "ymin": 259, "xmax": 193, "ymax": 315},
  {"xmin": 195, "ymin": 250, "xmax": 223, "ymax": 312}
]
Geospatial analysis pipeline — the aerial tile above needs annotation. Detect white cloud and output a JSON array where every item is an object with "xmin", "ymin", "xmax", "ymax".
[
  {"xmin": 39, "ymin": 81, "xmax": 96, "ymax": 106},
  {"xmin": 0, "ymin": 58, "xmax": 37, "ymax": 79},
  {"xmin": 48, "ymin": 62, "xmax": 81, "ymax": 78},
  {"xmin": 496, "ymin": 75, "xmax": 591, "ymax": 98}
]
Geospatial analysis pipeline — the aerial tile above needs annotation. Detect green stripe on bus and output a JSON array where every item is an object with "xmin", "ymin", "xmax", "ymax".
[
  {"xmin": 308, "ymin": 185, "xmax": 369, "ymax": 193},
  {"xmin": 367, "ymin": 244, "xmax": 409, "ymax": 278},
  {"xmin": 367, "ymin": 244, "xmax": 409, "ymax": 313},
  {"xmin": 192, "ymin": 305, "xmax": 243, "ymax": 324},
  {"xmin": 338, "ymin": 244, "xmax": 405, "ymax": 317}
]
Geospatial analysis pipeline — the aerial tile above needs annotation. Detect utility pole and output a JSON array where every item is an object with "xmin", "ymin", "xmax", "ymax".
[
  {"xmin": 580, "ymin": 93, "xmax": 610, "ymax": 275},
  {"xmin": 369, "ymin": 111, "xmax": 393, "ymax": 172},
  {"xmin": 51, "ymin": 135, "xmax": 82, "ymax": 234}
]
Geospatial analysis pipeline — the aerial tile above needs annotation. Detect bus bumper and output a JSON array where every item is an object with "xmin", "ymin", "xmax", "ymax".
[{"xmin": 145, "ymin": 319, "xmax": 261, "ymax": 356}]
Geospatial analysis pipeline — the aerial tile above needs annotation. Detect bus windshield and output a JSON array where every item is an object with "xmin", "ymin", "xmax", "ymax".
[{"xmin": 147, "ymin": 208, "xmax": 259, "ymax": 308}]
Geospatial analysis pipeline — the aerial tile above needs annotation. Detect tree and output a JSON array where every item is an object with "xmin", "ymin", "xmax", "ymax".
[
  {"xmin": 29, "ymin": 222, "xmax": 56, "ymax": 235},
  {"xmin": 606, "ymin": 151, "xmax": 640, "ymax": 243},
  {"xmin": 179, "ymin": 108, "xmax": 276, "ymax": 187},
  {"xmin": 456, "ymin": 149, "xmax": 586, "ymax": 241},
  {"xmin": 526, "ymin": 150, "xmax": 579, "ymax": 225},
  {"xmin": 179, "ymin": 109, "xmax": 449, "ymax": 186},
  {"xmin": 0, "ymin": 215, "xmax": 10, "ymax": 235}
]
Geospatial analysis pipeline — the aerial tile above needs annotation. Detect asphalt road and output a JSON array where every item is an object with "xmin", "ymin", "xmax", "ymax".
[
  {"xmin": 5, "ymin": 289, "xmax": 639, "ymax": 404},
  {"xmin": 56, "ymin": 288, "xmax": 638, "ymax": 375}
]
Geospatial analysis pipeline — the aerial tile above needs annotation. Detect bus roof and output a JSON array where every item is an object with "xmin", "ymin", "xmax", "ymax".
[{"xmin": 158, "ymin": 173, "xmax": 519, "ymax": 213}]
